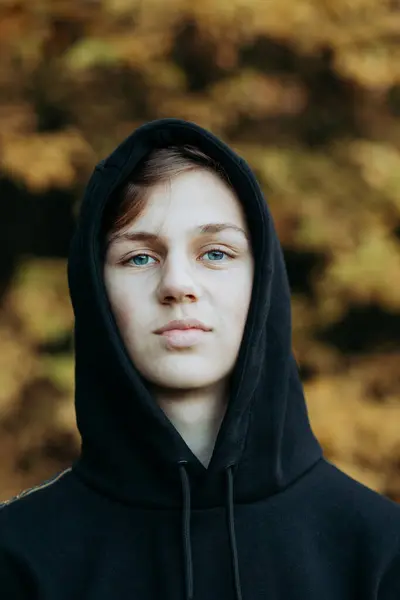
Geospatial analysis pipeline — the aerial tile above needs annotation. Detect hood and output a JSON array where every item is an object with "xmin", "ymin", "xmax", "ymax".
[{"xmin": 67, "ymin": 118, "xmax": 322, "ymax": 511}]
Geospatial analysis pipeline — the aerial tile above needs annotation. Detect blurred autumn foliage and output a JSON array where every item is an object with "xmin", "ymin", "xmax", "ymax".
[{"xmin": 0, "ymin": 0, "xmax": 400, "ymax": 502}]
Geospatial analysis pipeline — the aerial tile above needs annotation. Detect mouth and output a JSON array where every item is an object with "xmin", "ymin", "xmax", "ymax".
[
  {"xmin": 154, "ymin": 319, "xmax": 211, "ymax": 335},
  {"xmin": 157, "ymin": 328, "xmax": 209, "ymax": 349},
  {"xmin": 154, "ymin": 318, "xmax": 212, "ymax": 349}
]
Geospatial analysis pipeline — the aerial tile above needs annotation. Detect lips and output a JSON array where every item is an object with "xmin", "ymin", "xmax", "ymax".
[
  {"xmin": 154, "ymin": 319, "xmax": 211, "ymax": 335},
  {"xmin": 160, "ymin": 328, "xmax": 207, "ymax": 348},
  {"xmin": 154, "ymin": 319, "xmax": 212, "ymax": 349}
]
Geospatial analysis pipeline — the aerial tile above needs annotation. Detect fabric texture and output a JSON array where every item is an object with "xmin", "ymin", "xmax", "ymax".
[{"xmin": 1, "ymin": 118, "xmax": 400, "ymax": 599}]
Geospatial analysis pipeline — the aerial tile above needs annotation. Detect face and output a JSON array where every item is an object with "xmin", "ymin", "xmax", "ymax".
[{"xmin": 104, "ymin": 169, "xmax": 254, "ymax": 391}]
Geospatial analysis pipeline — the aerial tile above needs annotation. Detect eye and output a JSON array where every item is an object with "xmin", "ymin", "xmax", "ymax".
[
  {"xmin": 201, "ymin": 249, "xmax": 231, "ymax": 262},
  {"xmin": 123, "ymin": 247, "xmax": 234, "ymax": 268},
  {"xmin": 126, "ymin": 254, "xmax": 157, "ymax": 267}
]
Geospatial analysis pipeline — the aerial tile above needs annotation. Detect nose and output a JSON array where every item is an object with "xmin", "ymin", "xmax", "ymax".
[{"xmin": 157, "ymin": 256, "xmax": 199, "ymax": 305}]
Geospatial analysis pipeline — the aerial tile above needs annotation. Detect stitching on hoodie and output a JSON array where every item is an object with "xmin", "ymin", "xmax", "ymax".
[{"xmin": 0, "ymin": 468, "xmax": 72, "ymax": 509}]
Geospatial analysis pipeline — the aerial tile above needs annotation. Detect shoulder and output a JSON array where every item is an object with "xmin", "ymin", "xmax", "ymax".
[
  {"xmin": 0, "ymin": 467, "xmax": 75, "ymax": 557},
  {"xmin": 311, "ymin": 458, "xmax": 400, "ymax": 531},
  {"xmin": 0, "ymin": 468, "xmax": 73, "ymax": 515},
  {"xmin": 378, "ymin": 549, "xmax": 400, "ymax": 598},
  {"xmin": 303, "ymin": 459, "xmax": 400, "ymax": 595}
]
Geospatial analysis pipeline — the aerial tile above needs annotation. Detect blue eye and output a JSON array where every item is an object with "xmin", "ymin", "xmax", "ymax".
[
  {"xmin": 129, "ymin": 254, "xmax": 156, "ymax": 266},
  {"xmin": 203, "ymin": 250, "xmax": 228, "ymax": 261},
  {"xmin": 125, "ymin": 248, "xmax": 232, "ymax": 268}
]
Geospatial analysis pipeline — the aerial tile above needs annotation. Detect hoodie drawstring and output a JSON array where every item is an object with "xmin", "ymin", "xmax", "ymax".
[
  {"xmin": 226, "ymin": 465, "xmax": 243, "ymax": 600},
  {"xmin": 178, "ymin": 462, "xmax": 243, "ymax": 600},
  {"xmin": 179, "ymin": 463, "xmax": 194, "ymax": 600}
]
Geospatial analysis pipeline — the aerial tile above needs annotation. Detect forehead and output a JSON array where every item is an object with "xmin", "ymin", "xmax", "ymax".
[{"xmin": 134, "ymin": 169, "xmax": 247, "ymax": 232}]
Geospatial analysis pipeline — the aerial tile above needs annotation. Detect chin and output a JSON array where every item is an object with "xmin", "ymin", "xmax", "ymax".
[{"xmin": 140, "ymin": 355, "xmax": 228, "ymax": 390}]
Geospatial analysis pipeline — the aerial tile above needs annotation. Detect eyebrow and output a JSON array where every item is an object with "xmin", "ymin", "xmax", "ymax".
[{"xmin": 110, "ymin": 223, "xmax": 250, "ymax": 244}]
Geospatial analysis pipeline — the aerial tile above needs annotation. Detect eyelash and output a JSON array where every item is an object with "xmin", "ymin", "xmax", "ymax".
[{"xmin": 122, "ymin": 247, "xmax": 235, "ymax": 268}]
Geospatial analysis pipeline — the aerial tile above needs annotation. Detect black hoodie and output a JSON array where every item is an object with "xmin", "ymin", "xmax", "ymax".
[{"xmin": 1, "ymin": 118, "xmax": 400, "ymax": 600}]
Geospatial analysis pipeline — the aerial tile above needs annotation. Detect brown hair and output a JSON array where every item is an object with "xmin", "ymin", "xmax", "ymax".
[{"xmin": 102, "ymin": 145, "xmax": 233, "ymax": 241}]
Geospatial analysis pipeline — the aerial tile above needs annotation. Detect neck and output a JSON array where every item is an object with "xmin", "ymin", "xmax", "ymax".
[{"xmin": 152, "ymin": 381, "xmax": 229, "ymax": 468}]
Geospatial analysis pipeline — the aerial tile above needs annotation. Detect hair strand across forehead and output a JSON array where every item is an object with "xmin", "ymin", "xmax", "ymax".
[{"xmin": 102, "ymin": 145, "xmax": 233, "ymax": 241}]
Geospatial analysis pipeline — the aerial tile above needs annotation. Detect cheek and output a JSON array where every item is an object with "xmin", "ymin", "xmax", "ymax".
[
  {"xmin": 224, "ymin": 271, "xmax": 253, "ymax": 316},
  {"xmin": 114, "ymin": 300, "xmax": 133, "ymax": 332},
  {"xmin": 105, "ymin": 273, "xmax": 137, "ymax": 332},
  {"xmin": 217, "ymin": 290, "xmax": 251, "ymax": 339}
]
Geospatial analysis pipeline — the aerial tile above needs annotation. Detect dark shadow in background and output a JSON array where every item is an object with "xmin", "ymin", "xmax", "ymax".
[
  {"xmin": 239, "ymin": 38, "xmax": 359, "ymax": 147},
  {"xmin": 171, "ymin": 19, "xmax": 229, "ymax": 92},
  {"xmin": 284, "ymin": 248, "xmax": 327, "ymax": 298},
  {"xmin": 0, "ymin": 177, "xmax": 76, "ymax": 299},
  {"xmin": 317, "ymin": 304, "xmax": 400, "ymax": 354},
  {"xmin": 387, "ymin": 83, "xmax": 400, "ymax": 117}
]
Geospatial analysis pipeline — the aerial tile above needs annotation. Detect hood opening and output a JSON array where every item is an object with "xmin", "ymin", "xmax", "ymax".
[{"xmin": 68, "ymin": 118, "xmax": 322, "ymax": 510}]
